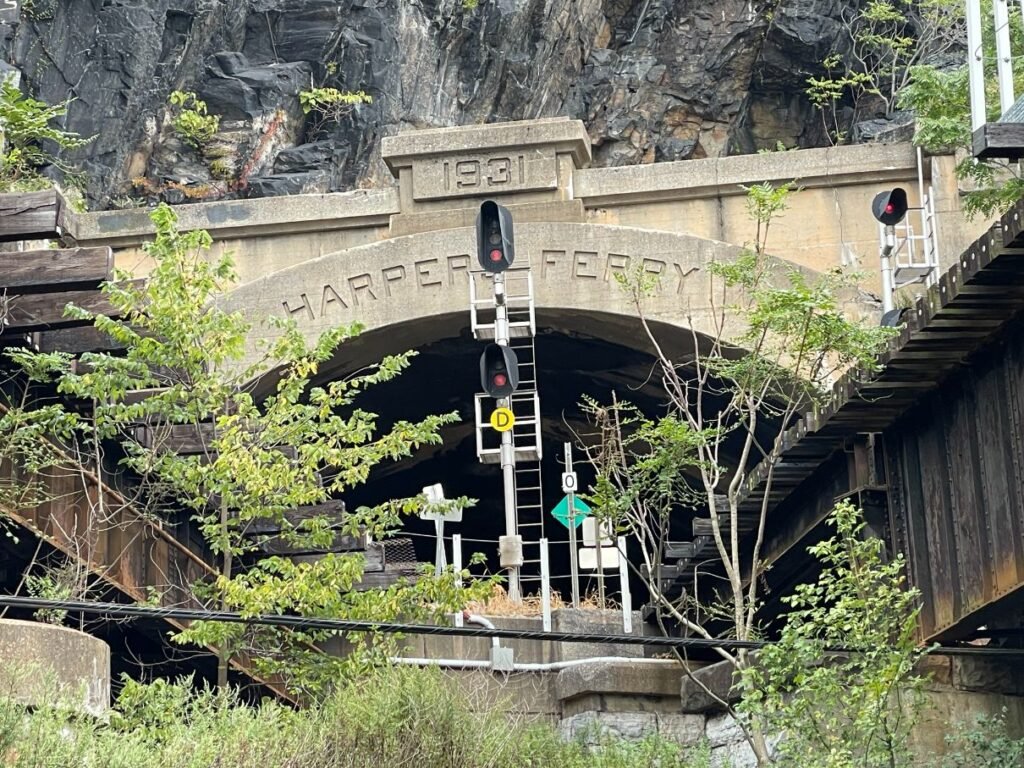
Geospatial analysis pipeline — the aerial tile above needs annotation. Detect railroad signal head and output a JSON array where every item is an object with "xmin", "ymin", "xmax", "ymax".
[
  {"xmin": 871, "ymin": 187, "xmax": 908, "ymax": 226},
  {"xmin": 480, "ymin": 343, "xmax": 519, "ymax": 398},
  {"xmin": 476, "ymin": 200, "xmax": 515, "ymax": 273}
]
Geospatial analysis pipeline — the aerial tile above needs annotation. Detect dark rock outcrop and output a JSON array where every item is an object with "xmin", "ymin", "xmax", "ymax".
[{"xmin": 0, "ymin": 0, "xmax": 866, "ymax": 208}]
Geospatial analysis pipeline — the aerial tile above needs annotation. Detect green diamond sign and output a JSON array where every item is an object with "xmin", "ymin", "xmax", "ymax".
[{"xmin": 550, "ymin": 494, "xmax": 592, "ymax": 529}]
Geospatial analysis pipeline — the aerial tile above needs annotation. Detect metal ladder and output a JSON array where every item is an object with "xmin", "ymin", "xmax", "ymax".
[
  {"xmin": 509, "ymin": 334, "xmax": 546, "ymax": 594},
  {"xmin": 469, "ymin": 265, "xmax": 545, "ymax": 599}
]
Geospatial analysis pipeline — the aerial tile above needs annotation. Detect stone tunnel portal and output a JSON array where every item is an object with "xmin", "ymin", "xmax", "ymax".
[{"xmin": 311, "ymin": 307, "xmax": 764, "ymax": 607}]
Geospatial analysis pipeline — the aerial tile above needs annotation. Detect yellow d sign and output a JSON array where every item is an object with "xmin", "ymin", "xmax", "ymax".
[{"xmin": 490, "ymin": 407, "xmax": 515, "ymax": 432}]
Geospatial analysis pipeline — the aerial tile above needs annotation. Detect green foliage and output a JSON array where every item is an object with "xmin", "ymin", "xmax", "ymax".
[
  {"xmin": 0, "ymin": 78, "xmax": 92, "ymax": 192},
  {"xmin": 738, "ymin": 501, "xmax": 930, "ymax": 768},
  {"xmin": 805, "ymin": 0, "xmax": 963, "ymax": 144},
  {"xmin": 168, "ymin": 91, "xmax": 220, "ymax": 150},
  {"xmin": 208, "ymin": 157, "xmax": 234, "ymax": 180},
  {"xmin": 900, "ymin": 49, "xmax": 1024, "ymax": 218},
  {"xmin": 0, "ymin": 349, "xmax": 81, "ymax": 511},
  {"xmin": 300, "ymin": 87, "xmax": 372, "ymax": 136},
  {"xmin": 0, "ymin": 667, "xmax": 712, "ymax": 768},
  {"xmin": 298, "ymin": 87, "xmax": 372, "ymax": 115},
  {"xmin": 5, "ymin": 203, "xmax": 494, "ymax": 698},
  {"xmin": 941, "ymin": 710, "xmax": 1024, "ymax": 767},
  {"xmin": 586, "ymin": 183, "xmax": 899, "ymax": 765},
  {"xmin": 24, "ymin": 563, "xmax": 77, "ymax": 624}
]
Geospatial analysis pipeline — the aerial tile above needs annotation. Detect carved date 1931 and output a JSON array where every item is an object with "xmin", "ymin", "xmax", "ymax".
[{"xmin": 443, "ymin": 155, "xmax": 526, "ymax": 191}]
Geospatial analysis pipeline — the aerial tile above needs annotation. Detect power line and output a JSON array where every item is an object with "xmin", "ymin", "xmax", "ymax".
[
  {"xmin": 0, "ymin": 595, "xmax": 760, "ymax": 651},
  {"xmin": 1, "ymin": 594, "xmax": 1021, "ymax": 659}
]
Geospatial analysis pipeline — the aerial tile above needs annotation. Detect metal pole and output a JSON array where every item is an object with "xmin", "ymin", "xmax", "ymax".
[
  {"xmin": 540, "ymin": 537, "xmax": 551, "ymax": 632},
  {"xmin": 880, "ymin": 223, "xmax": 896, "ymax": 313},
  {"xmin": 493, "ymin": 272, "xmax": 522, "ymax": 603},
  {"xmin": 494, "ymin": 273, "xmax": 509, "ymax": 344},
  {"xmin": 967, "ymin": 0, "xmax": 987, "ymax": 132},
  {"xmin": 500, "ymin": 422, "xmax": 521, "ymax": 602},
  {"xmin": 617, "ymin": 536, "xmax": 632, "ymax": 634},
  {"xmin": 453, "ymin": 534, "xmax": 463, "ymax": 628},
  {"xmin": 564, "ymin": 442, "xmax": 580, "ymax": 608},
  {"xmin": 994, "ymin": 0, "xmax": 1015, "ymax": 117}
]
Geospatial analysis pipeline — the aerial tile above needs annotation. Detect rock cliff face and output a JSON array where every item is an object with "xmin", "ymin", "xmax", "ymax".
[{"xmin": 0, "ymin": 0, "xmax": 860, "ymax": 208}]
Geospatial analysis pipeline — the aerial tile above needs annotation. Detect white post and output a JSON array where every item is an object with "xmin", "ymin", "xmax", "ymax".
[
  {"xmin": 540, "ymin": 537, "xmax": 551, "ymax": 632},
  {"xmin": 967, "ymin": 0, "xmax": 987, "ymax": 131},
  {"xmin": 994, "ymin": 0, "xmax": 1016, "ymax": 116},
  {"xmin": 453, "ymin": 534, "xmax": 463, "ymax": 628},
  {"xmin": 434, "ymin": 516, "xmax": 446, "ymax": 576},
  {"xmin": 564, "ymin": 442, "xmax": 580, "ymax": 608},
  {"xmin": 618, "ymin": 536, "xmax": 632, "ymax": 635}
]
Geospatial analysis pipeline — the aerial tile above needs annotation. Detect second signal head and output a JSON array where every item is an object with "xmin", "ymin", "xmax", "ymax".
[
  {"xmin": 476, "ymin": 200, "xmax": 515, "ymax": 273},
  {"xmin": 480, "ymin": 344, "xmax": 520, "ymax": 398}
]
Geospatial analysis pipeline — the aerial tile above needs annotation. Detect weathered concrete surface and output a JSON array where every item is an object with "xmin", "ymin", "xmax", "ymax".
[
  {"xmin": 679, "ymin": 656, "xmax": 741, "ymax": 713},
  {"xmin": 0, "ymin": 619, "xmax": 110, "ymax": 716},
  {"xmin": 557, "ymin": 658, "xmax": 683, "ymax": 716},
  {"xmin": 73, "ymin": 121, "xmax": 990, "ymax": 307},
  {"xmin": 217, "ymin": 220, "xmax": 818, "ymax": 372}
]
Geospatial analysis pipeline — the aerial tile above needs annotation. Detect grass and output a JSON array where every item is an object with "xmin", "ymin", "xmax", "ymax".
[{"xmin": 0, "ymin": 665, "xmax": 711, "ymax": 768}]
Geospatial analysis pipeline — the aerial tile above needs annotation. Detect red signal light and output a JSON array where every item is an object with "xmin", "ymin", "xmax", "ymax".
[
  {"xmin": 493, "ymin": 373, "xmax": 508, "ymax": 387},
  {"xmin": 489, "ymin": 249, "xmax": 503, "ymax": 262},
  {"xmin": 885, "ymin": 203, "xmax": 894, "ymax": 214}
]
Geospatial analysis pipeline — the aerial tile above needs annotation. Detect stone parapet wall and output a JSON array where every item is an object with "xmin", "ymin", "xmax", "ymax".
[
  {"xmin": 66, "ymin": 119, "xmax": 990, "ymax": 302},
  {"xmin": 0, "ymin": 619, "xmax": 110, "ymax": 717}
]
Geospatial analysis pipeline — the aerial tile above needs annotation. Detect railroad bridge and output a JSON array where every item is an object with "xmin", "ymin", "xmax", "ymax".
[{"xmin": 2, "ymin": 119, "xmax": 1022, "ymax": 697}]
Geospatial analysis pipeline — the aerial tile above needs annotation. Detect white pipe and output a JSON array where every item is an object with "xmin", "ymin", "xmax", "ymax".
[
  {"xmin": 465, "ymin": 613, "xmax": 500, "ymax": 650},
  {"xmin": 617, "ymin": 536, "xmax": 632, "ymax": 635},
  {"xmin": 540, "ymin": 538, "xmax": 551, "ymax": 632},
  {"xmin": 390, "ymin": 655, "xmax": 681, "ymax": 673}
]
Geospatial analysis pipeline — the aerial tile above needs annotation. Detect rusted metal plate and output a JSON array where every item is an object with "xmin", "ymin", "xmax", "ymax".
[{"xmin": 883, "ymin": 317, "xmax": 1024, "ymax": 641}]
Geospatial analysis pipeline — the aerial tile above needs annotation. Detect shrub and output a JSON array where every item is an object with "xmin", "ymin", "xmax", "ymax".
[
  {"xmin": 167, "ymin": 91, "xmax": 220, "ymax": 150},
  {"xmin": 941, "ymin": 710, "xmax": 1024, "ymax": 767},
  {"xmin": 0, "ymin": 78, "xmax": 91, "ymax": 192}
]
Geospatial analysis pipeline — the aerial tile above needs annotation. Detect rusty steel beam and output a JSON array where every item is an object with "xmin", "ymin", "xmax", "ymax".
[{"xmin": 0, "ymin": 406, "xmax": 294, "ymax": 701}]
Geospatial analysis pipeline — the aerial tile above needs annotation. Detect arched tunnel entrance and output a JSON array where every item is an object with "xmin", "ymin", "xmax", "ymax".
[{"xmin": 316, "ymin": 308, "xmax": 746, "ymax": 611}]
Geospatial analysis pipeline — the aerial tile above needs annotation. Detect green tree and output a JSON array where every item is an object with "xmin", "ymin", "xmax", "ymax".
[
  {"xmin": 2, "ymin": 204, "xmax": 494, "ymax": 696},
  {"xmin": 899, "ymin": 24, "xmax": 1024, "ymax": 220},
  {"xmin": 737, "ymin": 501, "xmax": 930, "ymax": 768},
  {"xmin": 806, "ymin": 0, "xmax": 963, "ymax": 144},
  {"xmin": 582, "ymin": 182, "xmax": 898, "ymax": 766},
  {"xmin": 0, "ymin": 78, "xmax": 91, "ymax": 192}
]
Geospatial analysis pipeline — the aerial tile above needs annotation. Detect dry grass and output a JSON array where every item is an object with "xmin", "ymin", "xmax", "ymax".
[{"xmin": 465, "ymin": 584, "xmax": 619, "ymax": 617}]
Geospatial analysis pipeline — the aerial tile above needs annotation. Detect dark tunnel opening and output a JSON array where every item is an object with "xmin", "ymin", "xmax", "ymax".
[{"xmin": 318, "ymin": 308, "xmax": 773, "ymax": 617}]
